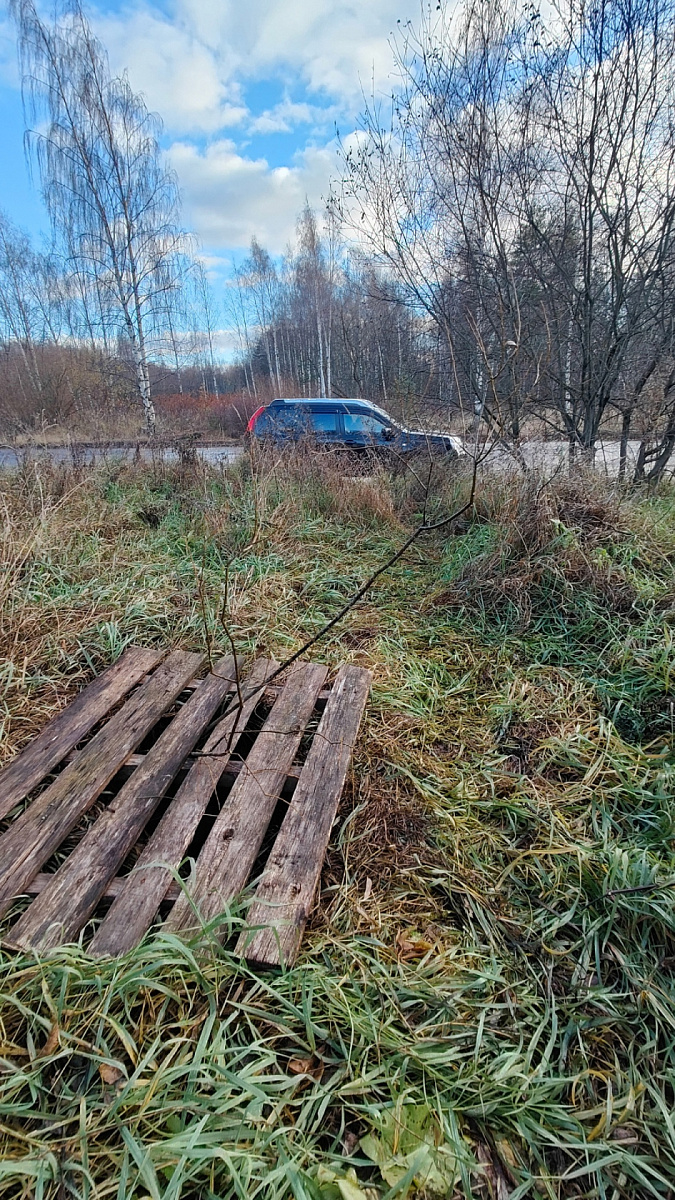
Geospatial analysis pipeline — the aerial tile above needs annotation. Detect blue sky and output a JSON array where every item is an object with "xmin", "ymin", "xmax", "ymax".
[{"xmin": 0, "ymin": 0, "xmax": 422, "ymax": 286}]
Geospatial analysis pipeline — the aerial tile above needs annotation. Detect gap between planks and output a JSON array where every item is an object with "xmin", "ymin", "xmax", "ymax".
[
  {"xmin": 163, "ymin": 660, "xmax": 329, "ymax": 942},
  {"xmin": 182, "ymin": 681, "xmax": 331, "ymax": 701},
  {"xmin": 89, "ymin": 657, "xmax": 280, "ymax": 956}
]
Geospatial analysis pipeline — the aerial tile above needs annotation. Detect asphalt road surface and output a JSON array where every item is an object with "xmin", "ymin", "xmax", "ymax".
[
  {"xmin": 0, "ymin": 443, "xmax": 244, "ymax": 469},
  {"xmin": 0, "ymin": 438, "xmax": 672, "ymax": 476}
]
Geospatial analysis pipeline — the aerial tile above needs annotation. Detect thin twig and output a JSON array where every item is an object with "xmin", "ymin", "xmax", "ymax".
[
  {"xmin": 218, "ymin": 561, "xmax": 245, "ymax": 749},
  {"xmin": 204, "ymin": 458, "xmax": 479, "ymax": 725},
  {"xmin": 604, "ymin": 879, "xmax": 675, "ymax": 899}
]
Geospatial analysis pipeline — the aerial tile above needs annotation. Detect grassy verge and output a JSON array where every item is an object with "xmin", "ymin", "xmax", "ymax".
[{"xmin": 0, "ymin": 452, "xmax": 674, "ymax": 1199}]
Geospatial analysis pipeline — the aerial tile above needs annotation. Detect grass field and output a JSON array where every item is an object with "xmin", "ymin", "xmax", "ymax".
[{"xmin": 0, "ymin": 450, "xmax": 674, "ymax": 1199}]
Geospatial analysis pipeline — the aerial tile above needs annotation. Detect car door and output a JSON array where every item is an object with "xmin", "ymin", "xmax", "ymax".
[
  {"xmin": 342, "ymin": 410, "xmax": 394, "ymax": 450},
  {"xmin": 307, "ymin": 408, "xmax": 342, "ymax": 446}
]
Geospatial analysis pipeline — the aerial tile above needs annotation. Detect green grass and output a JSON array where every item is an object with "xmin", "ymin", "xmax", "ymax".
[{"xmin": 0, "ymin": 454, "xmax": 674, "ymax": 1198}]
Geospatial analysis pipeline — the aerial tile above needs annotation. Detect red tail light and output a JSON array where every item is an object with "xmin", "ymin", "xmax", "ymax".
[{"xmin": 246, "ymin": 405, "xmax": 265, "ymax": 432}]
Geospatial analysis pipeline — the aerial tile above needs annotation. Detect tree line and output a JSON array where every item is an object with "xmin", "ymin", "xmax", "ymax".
[{"xmin": 227, "ymin": 207, "xmax": 450, "ymax": 418}]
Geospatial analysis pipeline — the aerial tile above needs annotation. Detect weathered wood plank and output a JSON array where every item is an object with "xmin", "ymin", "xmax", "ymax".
[
  {"xmin": 26, "ymin": 871, "xmax": 181, "ymax": 902},
  {"xmin": 182, "ymin": 683, "xmax": 330, "ymax": 700},
  {"xmin": 237, "ymin": 665, "xmax": 371, "ymax": 969},
  {"xmin": 165, "ymin": 661, "xmax": 329, "ymax": 939},
  {"xmin": 265, "ymin": 686, "xmax": 330, "ymax": 703},
  {"xmin": 0, "ymin": 646, "xmax": 163, "ymax": 822},
  {"xmin": 89, "ymin": 657, "xmax": 276, "ymax": 956},
  {"xmin": 0, "ymin": 650, "xmax": 204, "ymax": 921},
  {"xmin": 8, "ymin": 656, "xmax": 236, "ymax": 951}
]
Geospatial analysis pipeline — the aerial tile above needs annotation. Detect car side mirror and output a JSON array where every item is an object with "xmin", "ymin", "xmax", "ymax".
[{"xmin": 383, "ymin": 427, "xmax": 395, "ymax": 441}]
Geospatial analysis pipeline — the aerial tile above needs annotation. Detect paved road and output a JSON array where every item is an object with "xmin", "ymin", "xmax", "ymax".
[
  {"xmin": 0, "ymin": 438, "xmax": 672, "ymax": 476},
  {"xmin": 487, "ymin": 439, "xmax": 675, "ymax": 476},
  {"xmin": 0, "ymin": 443, "xmax": 244, "ymax": 469}
]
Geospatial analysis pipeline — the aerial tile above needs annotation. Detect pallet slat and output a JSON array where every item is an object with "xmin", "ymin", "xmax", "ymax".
[
  {"xmin": 0, "ymin": 646, "xmax": 163, "ymax": 822},
  {"xmin": 9, "ymin": 655, "xmax": 234, "ymax": 951},
  {"xmin": 0, "ymin": 650, "xmax": 204, "ymax": 921},
  {"xmin": 89, "ymin": 657, "xmax": 276, "ymax": 956},
  {"xmin": 237, "ymin": 665, "xmax": 371, "ymax": 969},
  {"xmin": 165, "ymin": 661, "xmax": 329, "ymax": 940}
]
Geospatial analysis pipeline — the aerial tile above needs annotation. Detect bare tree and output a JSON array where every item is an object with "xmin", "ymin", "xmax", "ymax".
[
  {"xmin": 229, "ymin": 211, "xmax": 446, "ymax": 417},
  {"xmin": 296, "ymin": 205, "xmax": 330, "ymax": 397},
  {"xmin": 227, "ymin": 262, "xmax": 260, "ymax": 400},
  {"xmin": 11, "ymin": 0, "xmax": 193, "ymax": 434},
  {"xmin": 0, "ymin": 212, "xmax": 47, "ymax": 401},
  {"xmin": 0, "ymin": 210, "xmax": 79, "ymax": 429},
  {"xmin": 239, "ymin": 239, "xmax": 285, "ymax": 394},
  {"xmin": 334, "ymin": 2, "xmax": 532, "ymax": 440},
  {"xmin": 194, "ymin": 263, "xmax": 221, "ymax": 399},
  {"xmin": 336, "ymin": 0, "xmax": 675, "ymax": 469},
  {"xmin": 517, "ymin": 0, "xmax": 675, "ymax": 459}
]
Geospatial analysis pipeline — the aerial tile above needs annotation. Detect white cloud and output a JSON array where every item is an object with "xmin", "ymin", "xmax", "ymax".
[
  {"xmin": 95, "ymin": 6, "xmax": 246, "ymax": 133},
  {"xmin": 2, "ymin": 0, "xmax": 429, "ymax": 254},
  {"xmin": 248, "ymin": 98, "xmax": 328, "ymax": 136},
  {"xmin": 93, "ymin": 0, "xmax": 423, "ymax": 136},
  {"xmin": 197, "ymin": 251, "xmax": 231, "ymax": 272},
  {"xmin": 235, "ymin": 0, "xmax": 411, "ymax": 102},
  {"xmin": 168, "ymin": 137, "xmax": 339, "ymax": 253},
  {"xmin": 211, "ymin": 326, "xmax": 245, "ymax": 356},
  {"xmin": 89, "ymin": 0, "xmax": 424, "ymax": 250}
]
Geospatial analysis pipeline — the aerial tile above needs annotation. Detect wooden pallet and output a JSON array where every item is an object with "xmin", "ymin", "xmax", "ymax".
[{"xmin": 0, "ymin": 647, "xmax": 371, "ymax": 967}]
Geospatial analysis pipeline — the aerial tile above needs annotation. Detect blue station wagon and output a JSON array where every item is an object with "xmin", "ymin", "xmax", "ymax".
[{"xmin": 246, "ymin": 397, "xmax": 464, "ymax": 459}]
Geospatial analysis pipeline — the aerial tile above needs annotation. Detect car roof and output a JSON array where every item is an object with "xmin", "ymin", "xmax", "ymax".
[
  {"xmin": 269, "ymin": 399, "xmax": 342, "ymax": 408},
  {"xmin": 269, "ymin": 397, "xmax": 393, "ymax": 418}
]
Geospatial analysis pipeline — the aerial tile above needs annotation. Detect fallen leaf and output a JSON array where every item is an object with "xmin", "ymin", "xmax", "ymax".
[
  {"xmin": 363, "ymin": 877, "xmax": 373, "ymax": 902},
  {"xmin": 496, "ymin": 1138, "xmax": 521, "ymax": 1171},
  {"xmin": 343, "ymin": 1130, "xmax": 359, "ymax": 1157},
  {"xmin": 395, "ymin": 929, "xmax": 434, "ymax": 960},
  {"xmin": 99, "ymin": 1062, "xmax": 125, "ymax": 1089},
  {"xmin": 360, "ymin": 1103, "xmax": 458, "ymax": 1196},
  {"xmin": 288, "ymin": 1055, "xmax": 324, "ymax": 1080},
  {"xmin": 288, "ymin": 1056, "xmax": 314, "ymax": 1074},
  {"xmin": 316, "ymin": 1165, "xmax": 372, "ymax": 1200},
  {"xmin": 475, "ymin": 1140, "xmax": 510, "ymax": 1200}
]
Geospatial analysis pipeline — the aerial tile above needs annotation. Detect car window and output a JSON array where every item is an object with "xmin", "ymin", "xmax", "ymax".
[
  {"xmin": 254, "ymin": 410, "xmax": 273, "ymax": 432},
  {"xmin": 310, "ymin": 411, "xmax": 339, "ymax": 432},
  {"xmin": 344, "ymin": 413, "xmax": 389, "ymax": 435},
  {"xmin": 264, "ymin": 408, "xmax": 296, "ymax": 431}
]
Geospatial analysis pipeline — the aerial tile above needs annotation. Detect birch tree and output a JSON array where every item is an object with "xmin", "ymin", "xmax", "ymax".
[{"xmin": 11, "ymin": 0, "xmax": 191, "ymax": 434}]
